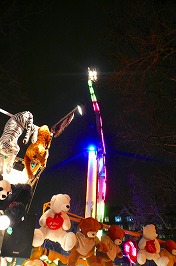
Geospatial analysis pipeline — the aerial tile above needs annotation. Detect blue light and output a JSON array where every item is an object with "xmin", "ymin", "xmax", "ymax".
[{"xmin": 88, "ymin": 145, "xmax": 96, "ymax": 151}]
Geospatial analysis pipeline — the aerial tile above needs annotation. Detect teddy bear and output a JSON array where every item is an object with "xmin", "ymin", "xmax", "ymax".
[
  {"xmin": 160, "ymin": 239, "xmax": 176, "ymax": 266},
  {"xmin": 24, "ymin": 125, "xmax": 52, "ymax": 179},
  {"xmin": 137, "ymin": 224, "xmax": 169, "ymax": 266},
  {"xmin": 32, "ymin": 194, "xmax": 77, "ymax": 252},
  {"xmin": 67, "ymin": 216, "xmax": 109, "ymax": 266},
  {"xmin": 96, "ymin": 224, "xmax": 125, "ymax": 265}
]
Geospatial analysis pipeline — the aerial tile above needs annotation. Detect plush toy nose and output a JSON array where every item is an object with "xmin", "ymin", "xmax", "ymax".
[
  {"xmin": 2, "ymin": 194, "xmax": 6, "ymax": 199},
  {"xmin": 115, "ymin": 239, "xmax": 122, "ymax": 245}
]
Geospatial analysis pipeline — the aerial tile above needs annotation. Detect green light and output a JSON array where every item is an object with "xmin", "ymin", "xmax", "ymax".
[{"xmin": 7, "ymin": 227, "xmax": 13, "ymax": 235}]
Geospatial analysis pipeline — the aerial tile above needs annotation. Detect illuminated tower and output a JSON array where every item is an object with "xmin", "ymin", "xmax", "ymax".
[{"xmin": 85, "ymin": 67, "xmax": 107, "ymax": 224}]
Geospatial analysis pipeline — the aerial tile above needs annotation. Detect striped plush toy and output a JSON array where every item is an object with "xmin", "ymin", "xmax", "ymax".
[{"xmin": 0, "ymin": 111, "xmax": 38, "ymax": 175}]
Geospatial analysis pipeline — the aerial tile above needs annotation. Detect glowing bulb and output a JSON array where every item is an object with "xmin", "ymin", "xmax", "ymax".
[
  {"xmin": 0, "ymin": 215, "xmax": 10, "ymax": 230},
  {"xmin": 88, "ymin": 145, "xmax": 96, "ymax": 151},
  {"xmin": 77, "ymin": 105, "xmax": 83, "ymax": 115}
]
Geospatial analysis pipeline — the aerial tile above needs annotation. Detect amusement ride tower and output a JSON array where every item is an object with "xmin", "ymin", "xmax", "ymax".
[{"xmin": 85, "ymin": 67, "xmax": 107, "ymax": 225}]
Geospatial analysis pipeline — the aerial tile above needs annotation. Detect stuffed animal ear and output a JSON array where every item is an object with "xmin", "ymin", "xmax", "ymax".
[
  {"xmin": 64, "ymin": 194, "xmax": 70, "ymax": 201},
  {"xmin": 98, "ymin": 222, "xmax": 104, "ymax": 230},
  {"xmin": 78, "ymin": 218, "xmax": 84, "ymax": 227},
  {"xmin": 50, "ymin": 195, "xmax": 57, "ymax": 203}
]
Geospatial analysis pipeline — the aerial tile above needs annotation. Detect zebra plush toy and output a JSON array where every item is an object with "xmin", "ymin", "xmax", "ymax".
[{"xmin": 0, "ymin": 111, "xmax": 38, "ymax": 176}]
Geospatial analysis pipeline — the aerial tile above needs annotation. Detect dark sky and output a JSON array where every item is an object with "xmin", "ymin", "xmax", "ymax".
[
  {"xmin": 8, "ymin": 0, "xmax": 114, "ymax": 217},
  {"xmin": 1, "ymin": 0, "xmax": 175, "ymax": 221}
]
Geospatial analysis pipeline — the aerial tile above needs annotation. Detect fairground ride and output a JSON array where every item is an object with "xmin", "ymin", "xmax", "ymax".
[{"xmin": 85, "ymin": 67, "xmax": 107, "ymax": 225}]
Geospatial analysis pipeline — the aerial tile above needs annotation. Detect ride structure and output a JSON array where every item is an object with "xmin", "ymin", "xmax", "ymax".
[{"xmin": 85, "ymin": 67, "xmax": 107, "ymax": 224}]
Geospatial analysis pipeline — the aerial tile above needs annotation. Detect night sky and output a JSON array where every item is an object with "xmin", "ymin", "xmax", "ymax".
[
  {"xmin": 0, "ymin": 1, "xmax": 114, "ymax": 217},
  {"xmin": 0, "ymin": 0, "xmax": 176, "ymax": 221}
]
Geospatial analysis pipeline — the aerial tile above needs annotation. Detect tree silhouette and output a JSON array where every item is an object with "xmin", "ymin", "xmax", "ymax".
[{"xmin": 100, "ymin": 0, "xmax": 176, "ymax": 237}]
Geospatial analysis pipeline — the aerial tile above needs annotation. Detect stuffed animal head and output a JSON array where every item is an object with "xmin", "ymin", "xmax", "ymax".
[
  {"xmin": 50, "ymin": 194, "xmax": 71, "ymax": 213},
  {"xmin": 78, "ymin": 217, "xmax": 103, "ymax": 238},
  {"xmin": 23, "ymin": 259, "xmax": 47, "ymax": 266},
  {"xmin": 165, "ymin": 240, "xmax": 176, "ymax": 256},
  {"xmin": 37, "ymin": 125, "xmax": 52, "ymax": 145},
  {"xmin": 107, "ymin": 225, "xmax": 125, "ymax": 245},
  {"xmin": 0, "ymin": 180, "xmax": 11, "ymax": 200},
  {"xmin": 143, "ymin": 224, "xmax": 158, "ymax": 240}
]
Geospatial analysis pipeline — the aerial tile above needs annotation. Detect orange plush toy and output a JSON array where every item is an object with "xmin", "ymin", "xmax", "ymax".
[
  {"xmin": 67, "ymin": 217, "xmax": 108, "ymax": 266},
  {"xmin": 96, "ymin": 225, "xmax": 125, "ymax": 265},
  {"xmin": 160, "ymin": 240, "xmax": 176, "ymax": 266},
  {"xmin": 24, "ymin": 125, "xmax": 52, "ymax": 178}
]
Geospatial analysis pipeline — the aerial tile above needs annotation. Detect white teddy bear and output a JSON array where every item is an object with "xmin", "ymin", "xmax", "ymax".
[
  {"xmin": 32, "ymin": 194, "xmax": 77, "ymax": 251},
  {"xmin": 137, "ymin": 224, "xmax": 169, "ymax": 266}
]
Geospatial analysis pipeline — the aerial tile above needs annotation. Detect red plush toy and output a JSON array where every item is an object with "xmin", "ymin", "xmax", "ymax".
[
  {"xmin": 96, "ymin": 225, "xmax": 125, "ymax": 265},
  {"xmin": 160, "ymin": 240, "xmax": 176, "ymax": 266}
]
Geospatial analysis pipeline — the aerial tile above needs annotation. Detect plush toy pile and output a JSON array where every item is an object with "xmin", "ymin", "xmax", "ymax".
[
  {"xmin": 32, "ymin": 193, "xmax": 77, "ymax": 251},
  {"xmin": 137, "ymin": 224, "xmax": 169, "ymax": 266},
  {"xmin": 67, "ymin": 217, "xmax": 108, "ymax": 266}
]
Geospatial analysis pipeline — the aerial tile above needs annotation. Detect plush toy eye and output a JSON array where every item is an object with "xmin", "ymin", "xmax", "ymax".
[
  {"xmin": 33, "ymin": 155, "xmax": 37, "ymax": 159},
  {"xmin": 0, "ymin": 187, "xmax": 3, "ymax": 191}
]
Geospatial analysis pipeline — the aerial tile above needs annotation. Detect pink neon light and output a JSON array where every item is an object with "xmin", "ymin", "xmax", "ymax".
[
  {"xmin": 124, "ymin": 241, "xmax": 137, "ymax": 264},
  {"xmin": 93, "ymin": 102, "xmax": 100, "ymax": 112}
]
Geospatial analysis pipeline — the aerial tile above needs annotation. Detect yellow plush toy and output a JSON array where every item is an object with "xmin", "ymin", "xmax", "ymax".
[
  {"xmin": 30, "ymin": 246, "xmax": 68, "ymax": 264},
  {"xmin": 24, "ymin": 125, "xmax": 52, "ymax": 179},
  {"xmin": 30, "ymin": 246, "xmax": 88, "ymax": 265}
]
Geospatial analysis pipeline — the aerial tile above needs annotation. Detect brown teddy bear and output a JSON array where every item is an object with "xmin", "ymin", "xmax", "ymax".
[
  {"xmin": 96, "ymin": 224, "xmax": 125, "ymax": 265},
  {"xmin": 67, "ymin": 217, "xmax": 108, "ymax": 266},
  {"xmin": 160, "ymin": 240, "xmax": 176, "ymax": 266}
]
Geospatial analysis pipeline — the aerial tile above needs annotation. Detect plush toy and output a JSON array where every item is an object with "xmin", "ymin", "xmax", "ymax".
[
  {"xmin": 22, "ymin": 259, "xmax": 47, "ymax": 266},
  {"xmin": 96, "ymin": 224, "xmax": 125, "ymax": 265},
  {"xmin": 137, "ymin": 224, "xmax": 169, "ymax": 266},
  {"xmin": 0, "ymin": 183, "xmax": 33, "ymax": 212},
  {"xmin": 30, "ymin": 246, "xmax": 68, "ymax": 265},
  {"xmin": 67, "ymin": 217, "xmax": 108, "ymax": 266},
  {"xmin": 24, "ymin": 125, "xmax": 52, "ymax": 179},
  {"xmin": 0, "ymin": 179, "xmax": 11, "ymax": 201},
  {"xmin": 0, "ymin": 111, "xmax": 38, "ymax": 175},
  {"xmin": 0, "ymin": 183, "xmax": 32, "ymax": 231},
  {"xmin": 160, "ymin": 240, "xmax": 176, "ymax": 266},
  {"xmin": 30, "ymin": 246, "xmax": 88, "ymax": 265},
  {"xmin": 0, "ymin": 256, "xmax": 13, "ymax": 266},
  {"xmin": 32, "ymin": 194, "xmax": 77, "ymax": 252}
]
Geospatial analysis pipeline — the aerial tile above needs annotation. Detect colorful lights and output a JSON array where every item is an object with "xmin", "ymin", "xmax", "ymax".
[
  {"xmin": 124, "ymin": 240, "xmax": 137, "ymax": 264},
  {"xmin": 88, "ymin": 145, "xmax": 96, "ymax": 151},
  {"xmin": 86, "ymin": 67, "xmax": 107, "ymax": 224},
  {"xmin": 85, "ymin": 149, "xmax": 97, "ymax": 218}
]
